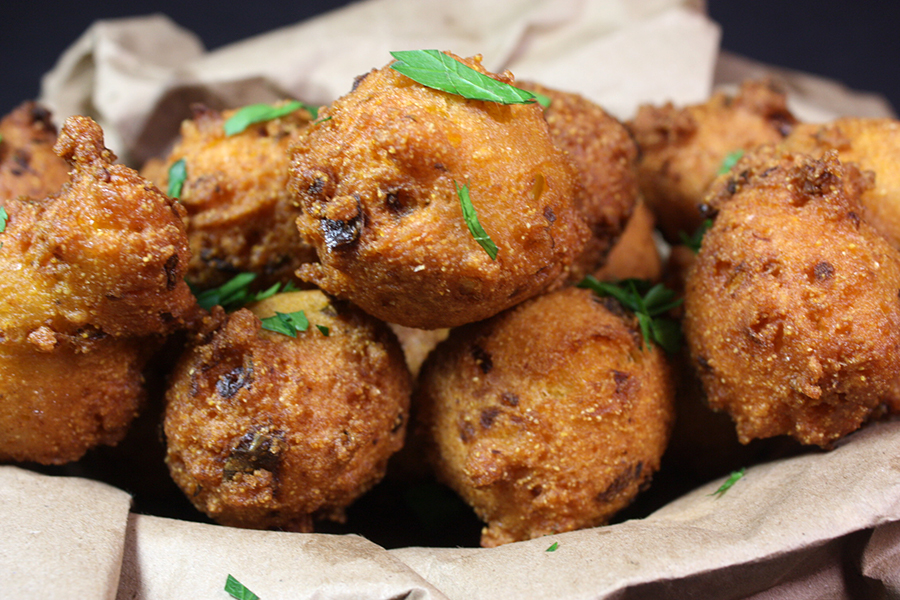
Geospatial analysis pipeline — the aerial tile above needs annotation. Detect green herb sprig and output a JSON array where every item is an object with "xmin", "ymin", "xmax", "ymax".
[
  {"xmin": 167, "ymin": 158, "xmax": 187, "ymax": 200},
  {"xmin": 546, "ymin": 541, "xmax": 559, "ymax": 552},
  {"xmin": 578, "ymin": 276, "xmax": 683, "ymax": 353},
  {"xmin": 679, "ymin": 219, "xmax": 713, "ymax": 254},
  {"xmin": 225, "ymin": 574, "xmax": 259, "ymax": 600},
  {"xmin": 224, "ymin": 100, "xmax": 318, "ymax": 136},
  {"xmin": 455, "ymin": 181, "xmax": 498, "ymax": 260},
  {"xmin": 389, "ymin": 50, "xmax": 544, "ymax": 106},
  {"xmin": 260, "ymin": 310, "xmax": 310, "ymax": 337},
  {"xmin": 192, "ymin": 273, "xmax": 298, "ymax": 312},
  {"xmin": 717, "ymin": 150, "xmax": 745, "ymax": 175},
  {"xmin": 709, "ymin": 467, "xmax": 746, "ymax": 499}
]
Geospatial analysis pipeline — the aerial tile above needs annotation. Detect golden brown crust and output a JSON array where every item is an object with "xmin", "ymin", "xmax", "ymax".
[
  {"xmin": 780, "ymin": 117, "xmax": 900, "ymax": 249},
  {"xmin": 164, "ymin": 291, "xmax": 412, "ymax": 531},
  {"xmin": 0, "ymin": 116, "xmax": 196, "ymax": 343},
  {"xmin": 0, "ymin": 335, "xmax": 154, "ymax": 465},
  {"xmin": 630, "ymin": 80, "xmax": 797, "ymax": 243},
  {"xmin": 144, "ymin": 103, "xmax": 318, "ymax": 290},
  {"xmin": 518, "ymin": 82, "xmax": 638, "ymax": 279},
  {"xmin": 684, "ymin": 148, "xmax": 900, "ymax": 446},
  {"xmin": 0, "ymin": 101, "xmax": 70, "ymax": 202},
  {"xmin": 415, "ymin": 287, "xmax": 675, "ymax": 546},
  {"xmin": 289, "ymin": 54, "xmax": 590, "ymax": 329}
]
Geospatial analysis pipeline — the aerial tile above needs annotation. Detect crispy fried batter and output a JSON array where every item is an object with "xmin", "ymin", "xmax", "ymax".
[
  {"xmin": 630, "ymin": 80, "xmax": 796, "ymax": 243},
  {"xmin": 416, "ymin": 287, "xmax": 675, "ymax": 546},
  {"xmin": 0, "ymin": 115, "xmax": 196, "ymax": 464},
  {"xmin": 0, "ymin": 337, "xmax": 153, "ymax": 464},
  {"xmin": 289, "ymin": 54, "xmax": 590, "ymax": 329},
  {"xmin": 519, "ymin": 82, "xmax": 638, "ymax": 279},
  {"xmin": 781, "ymin": 117, "xmax": 900, "ymax": 248},
  {"xmin": 684, "ymin": 148, "xmax": 900, "ymax": 446},
  {"xmin": 164, "ymin": 291, "xmax": 411, "ymax": 531},
  {"xmin": 144, "ymin": 103, "xmax": 318, "ymax": 290},
  {"xmin": 0, "ymin": 116, "xmax": 196, "ymax": 343},
  {"xmin": 0, "ymin": 101, "xmax": 70, "ymax": 202}
]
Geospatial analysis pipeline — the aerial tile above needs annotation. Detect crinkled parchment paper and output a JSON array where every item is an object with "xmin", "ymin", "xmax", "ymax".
[{"xmin": 3, "ymin": 1, "xmax": 898, "ymax": 598}]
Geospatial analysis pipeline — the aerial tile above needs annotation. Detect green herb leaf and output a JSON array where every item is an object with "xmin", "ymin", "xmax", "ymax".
[
  {"xmin": 709, "ymin": 468, "xmax": 746, "ymax": 498},
  {"xmin": 316, "ymin": 324, "xmax": 330, "ymax": 336},
  {"xmin": 546, "ymin": 541, "xmax": 559, "ymax": 552},
  {"xmin": 390, "ymin": 50, "xmax": 542, "ymax": 106},
  {"xmin": 0, "ymin": 206, "xmax": 8, "ymax": 234},
  {"xmin": 531, "ymin": 90, "xmax": 552, "ymax": 109},
  {"xmin": 260, "ymin": 310, "xmax": 309, "ymax": 338},
  {"xmin": 717, "ymin": 150, "xmax": 745, "ymax": 175},
  {"xmin": 679, "ymin": 219, "xmax": 713, "ymax": 254},
  {"xmin": 224, "ymin": 100, "xmax": 317, "ymax": 136},
  {"xmin": 578, "ymin": 276, "xmax": 683, "ymax": 352},
  {"xmin": 192, "ymin": 274, "xmax": 302, "ymax": 312},
  {"xmin": 455, "ymin": 181, "xmax": 498, "ymax": 260},
  {"xmin": 193, "ymin": 272, "xmax": 257, "ymax": 311},
  {"xmin": 167, "ymin": 158, "xmax": 187, "ymax": 199},
  {"xmin": 225, "ymin": 574, "xmax": 259, "ymax": 600}
]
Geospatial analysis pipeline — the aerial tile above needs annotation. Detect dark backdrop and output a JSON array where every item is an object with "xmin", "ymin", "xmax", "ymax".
[{"xmin": 2, "ymin": 1, "xmax": 899, "ymax": 117}]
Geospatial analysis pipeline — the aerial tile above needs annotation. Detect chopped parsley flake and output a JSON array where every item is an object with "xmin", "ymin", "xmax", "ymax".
[
  {"xmin": 710, "ymin": 468, "xmax": 746, "ymax": 499},
  {"xmin": 578, "ymin": 276, "xmax": 683, "ymax": 353},
  {"xmin": 455, "ymin": 180, "xmax": 498, "ymax": 260},
  {"xmin": 224, "ymin": 100, "xmax": 317, "ymax": 136},
  {"xmin": 225, "ymin": 574, "xmax": 259, "ymax": 600},
  {"xmin": 167, "ymin": 158, "xmax": 187, "ymax": 200},
  {"xmin": 389, "ymin": 49, "xmax": 545, "ymax": 106}
]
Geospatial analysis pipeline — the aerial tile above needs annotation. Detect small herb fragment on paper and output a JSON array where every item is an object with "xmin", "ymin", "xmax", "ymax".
[
  {"xmin": 167, "ymin": 158, "xmax": 187, "ymax": 199},
  {"xmin": 225, "ymin": 574, "xmax": 259, "ymax": 600},
  {"xmin": 455, "ymin": 181, "xmax": 498, "ymax": 260},
  {"xmin": 389, "ymin": 49, "xmax": 544, "ymax": 106},
  {"xmin": 717, "ymin": 149, "xmax": 745, "ymax": 175},
  {"xmin": 260, "ymin": 310, "xmax": 310, "ymax": 338},
  {"xmin": 224, "ymin": 100, "xmax": 318, "ymax": 136},
  {"xmin": 546, "ymin": 541, "xmax": 559, "ymax": 552},
  {"xmin": 679, "ymin": 218, "xmax": 713, "ymax": 254},
  {"xmin": 578, "ymin": 276, "xmax": 683, "ymax": 353},
  {"xmin": 709, "ymin": 467, "xmax": 746, "ymax": 499}
]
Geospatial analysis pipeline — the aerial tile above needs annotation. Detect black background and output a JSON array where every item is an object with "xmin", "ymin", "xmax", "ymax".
[{"xmin": 2, "ymin": 0, "xmax": 899, "ymax": 117}]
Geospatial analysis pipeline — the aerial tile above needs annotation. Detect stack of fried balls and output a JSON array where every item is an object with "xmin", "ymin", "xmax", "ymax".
[{"xmin": 2, "ymin": 50, "xmax": 899, "ymax": 546}]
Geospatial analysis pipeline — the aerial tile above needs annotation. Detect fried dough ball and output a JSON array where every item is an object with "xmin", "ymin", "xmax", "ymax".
[
  {"xmin": 684, "ymin": 148, "xmax": 900, "ymax": 447},
  {"xmin": 518, "ymin": 82, "xmax": 638, "ymax": 279},
  {"xmin": 630, "ymin": 80, "xmax": 797, "ymax": 243},
  {"xmin": 780, "ymin": 118, "xmax": 900, "ymax": 248},
  {"xmin": 594, "ymin": 200, "xmax": 662, "ymax": 282},
  {"xmin": 0, "ymin": 101, "xmax": 70, "ymax": 202},
  {"xmin": 0, "ymin": 116, "xmax": 196, "ymax": 343},
  {"xmin": 164, "ymin": 290, "xmax": 411, "ymax": 531},
  {"xmin": 0, "ymin": 116, "xmax": 195, "ymax": 464},
  {"xmin": 289, "ymin": 53, "xmax": 590, "ymax": 329},
  {"xmin": 416, "ymin": 287, "xmax": 675, "ymax": 546},
  {"xmin": 145, "ymin": 103, "xmax": 318, "ymax": 291},
  {"xmin": 0, "ymin": 337, "xmax": 154, "ymax": 464}
]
